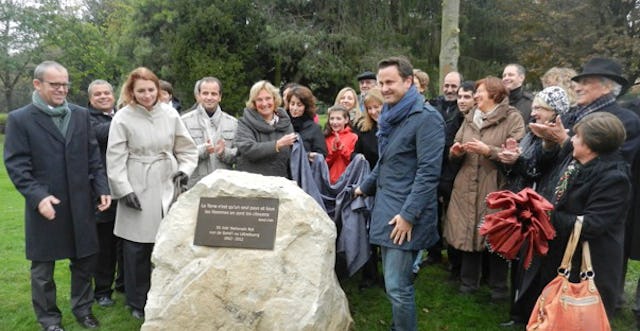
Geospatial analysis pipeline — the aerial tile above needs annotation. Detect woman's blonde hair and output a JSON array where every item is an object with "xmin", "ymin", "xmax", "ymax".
[
  {"xmin": 245, "ymin": 80, "xmax": 282, "ymax": 111},
  {"xmin": 358, "ymin": 88, "xmax": 383, "ymax": 132}
]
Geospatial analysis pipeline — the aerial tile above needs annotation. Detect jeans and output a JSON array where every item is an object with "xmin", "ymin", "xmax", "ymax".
[{"xmin": 381, "ymin": 246, "xmax": 418, "ymax": 331}]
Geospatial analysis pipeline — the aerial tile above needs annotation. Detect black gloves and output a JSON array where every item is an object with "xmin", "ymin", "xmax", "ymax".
[
  {"xmin": 123, "ymin": 192, "xmax": 142, "ymax": 211},
  {"xmin": 173, "ymin": 171, "xmax": 189, "ymax": 193}
]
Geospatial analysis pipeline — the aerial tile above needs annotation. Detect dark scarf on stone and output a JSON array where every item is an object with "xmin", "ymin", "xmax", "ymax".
[
  {"xmin": 32, "ymin": 91, "xmax": 71, "ymax": 136},
  {"xmin": 377, "ymin": 84, "xmax": 420, "ymax": 155},
  {"xmin": 290, "ymin": 113, "xmax": 313, "ymax": 133}
]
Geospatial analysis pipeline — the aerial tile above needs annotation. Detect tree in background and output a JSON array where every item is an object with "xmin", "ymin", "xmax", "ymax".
[{"xmin": 440, "ymin": 0, "xmax": 460, "ymax": 84}]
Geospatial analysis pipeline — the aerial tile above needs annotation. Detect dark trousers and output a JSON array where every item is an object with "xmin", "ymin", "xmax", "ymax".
[
  {"xmin": 94, "ymin": 221, "xmax": 119, "ymax": 299},
  {"xmin": 361, "ymin": 244, "xmax": 382, "ymax": 285},
  {"xmin": 115, "ymin": 238, "xmax": 125, "ymax": 292},
  {"xmin": 122, "ymin": 239, "xmax": 153, "ymax": 310},
  {"xmin": 460, "ymin": 251, "xmax": 509, "ymax": 297},
  {"xmin": 31, "ymin": 255, "xmax": 96, "ymax": 328}
]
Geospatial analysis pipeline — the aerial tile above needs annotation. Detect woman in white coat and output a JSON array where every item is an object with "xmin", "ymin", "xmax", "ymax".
[{"xmin": 107, "ymin": 67, "xmax": 197, "ymax": 320}]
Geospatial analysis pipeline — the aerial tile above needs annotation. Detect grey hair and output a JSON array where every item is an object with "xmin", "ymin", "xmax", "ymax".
[
  {"xmin": 599, "ymin": 77, "xmax": 622, "ymax": 97},
  {"xmin": 87, "ymin": 79, "xmax": 113, "ymax": 95},
  {"xmin": 193, "ymin": 77, "xmax": 223, "ymax": 97},
  {"xmin": 506, "ymin": 63, "xmax": 526, "ymax": 76},
  {"xmin": 34, "ymin": 61, "xmax": 67, "ymax": 80}
]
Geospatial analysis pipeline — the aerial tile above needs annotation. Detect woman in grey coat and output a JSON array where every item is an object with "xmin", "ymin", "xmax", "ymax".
[
  {"xmin": 235, "ymin": 80, "xmax": 295, "ymax": 177},
  {"xmin": 107, "ymin": 67, "xmax": 197, "ymax": 319}
]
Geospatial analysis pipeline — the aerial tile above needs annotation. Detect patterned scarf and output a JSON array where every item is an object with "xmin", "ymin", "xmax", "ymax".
[
  {"xmin": 377, "ymin": 85, "xmax": 420, "ymax": 155},
  {"xmin": 574, "ymin": 93, "xmax": 616, "ymax": 123},
  {"xmin": 32, "ymin": 91, "xmax": 71, "ymax": 136}
]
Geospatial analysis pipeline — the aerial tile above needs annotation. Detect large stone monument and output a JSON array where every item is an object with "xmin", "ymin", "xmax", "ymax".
[{"xmin": 142, "ymin": 170, "xmax": 353, "ymax": 331}]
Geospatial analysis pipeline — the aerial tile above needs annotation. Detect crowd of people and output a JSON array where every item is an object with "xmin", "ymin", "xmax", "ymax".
[{"xmin": 3, "ymin": 55, "xmax": 640, "ymax": 331}]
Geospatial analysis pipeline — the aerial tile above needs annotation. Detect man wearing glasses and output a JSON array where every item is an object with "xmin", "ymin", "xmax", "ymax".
[{"xmin": 4, "ymin": 61, "xmax": 110, "ymax": 331}]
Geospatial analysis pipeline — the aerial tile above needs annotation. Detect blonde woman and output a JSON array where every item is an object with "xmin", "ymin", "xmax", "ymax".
[
  {"xmin": 235, "ymin": 80, "xmax": 295, "ymax": 177},
  {"xmin": 334, "ymin": 87, "xmax": 361, "ymax": 126}
]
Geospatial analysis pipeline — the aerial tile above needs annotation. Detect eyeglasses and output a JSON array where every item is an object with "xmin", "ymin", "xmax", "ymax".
[
  {"xmin": 443, "ymin": 84, "xmax": 459, "ymax": 89},
  {"xmin": 532, "ymin": 105, "xmax": 553, "ymax": 112},
  {"xmin": 42, "ymin": 81, "xmax": 71, "ymax": 90}
]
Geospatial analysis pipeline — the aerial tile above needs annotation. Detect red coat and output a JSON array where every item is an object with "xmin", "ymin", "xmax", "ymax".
[{"xmin": 325, "ymin": 127, "xmax": 358, "ymax": 183}]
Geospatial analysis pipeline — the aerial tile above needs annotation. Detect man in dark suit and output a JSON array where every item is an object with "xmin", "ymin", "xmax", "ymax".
[
  {"xmin": 87, "ymin": 79, "xmax": 123, "ymax": 307},
  {"xmin": 4, "ymin": 61, "xmax": 111, "ymax": 331}
]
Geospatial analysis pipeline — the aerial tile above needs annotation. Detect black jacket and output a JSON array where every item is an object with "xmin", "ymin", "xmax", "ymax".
[
  {"xmin": 291, "ymin": 114, "xmax": 327, "ymax": 156},
  {"xmin": 88, "ymin": 106, "xmax": 117, "ymax": 222},
  {"xmin": 508, "ymin": 86, "xmax": 533, "ymax": 125},
  {"xmin": 353, "ymin": 122, "xmax": 378, "ymax": 170}
]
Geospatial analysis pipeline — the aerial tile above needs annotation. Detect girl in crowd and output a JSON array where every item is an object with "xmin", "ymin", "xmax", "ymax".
[
  {"xmin": 235, "ymin": 80, "xmax": 296, "ymax": 177},
  {"xmin": 107, "ymin": 67, "xmax": 197, "ymax": 320},
  {"xmin": 325, "ymin": 105, "xmax": 358, "ymax": 184},
  {"xmin": 444, "ymin": 76, "xmax": 525, "ymax": 300},
  {"xmin": 286, "ymin": 85, "xmax": 327, "ymax": 159},
  {"xmin": 353, "ymin": 87, "xmax": 383, "ymax": 289},
  {"xmin": 334, "ymin": 87, "xmax": 361, "ymax": 127},
  {"xmin": 354, "ymin": 87, "xmax": 382, "ymax": 169}
]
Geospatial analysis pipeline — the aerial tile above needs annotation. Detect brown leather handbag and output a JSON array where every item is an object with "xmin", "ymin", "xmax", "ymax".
[{"xmin": 526, "ymin": 216, "xmax": 610, "ymax": 331}]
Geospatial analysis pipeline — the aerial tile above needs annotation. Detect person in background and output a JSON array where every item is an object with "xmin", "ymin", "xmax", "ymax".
[
  {"xmin": 4, "ymin": 61, "xmax": 111, "ymax": 331},
  {"xmin": 286, "ymin": 85, "xmax": 327, "ymax": 158},
  {"xmin": 181, "ymin": 77, "xmax": 237, "ymax": 188},
  {"xmin": 413, "ymin": 69, "xmax": 430, "ymax": 96},
  {"xmin": 496, "ymin": 86, "xmax": 570, "ymax": 327},
  {"xmin": 538, "ymin": 112, "xmax": 630, "ymax": 319},
  {"xmin": 334, "ymin": 87, "xmax": 361, "ymax": 127},
  {"xmin": 107, "ymin": 67, "xmax": 197, "ymax": 321},
  {"xmin": 415, "ymin": 71, "xmax": 464, "ymax": 276},
  {"xmin": 444, "ymin": 76, "xmax": 525, "ymax": 300},
  {"xmin": 357, "ymin": 71, "xmax": 378, "ymax": 109},
  {"xmin": 456, "ymin": 80, "xmax": 476, "ymax": 115},
  {"xmin": 353, "ymin": 87, "xmax": 383, "ymax": 289},
  {"xmin": 324, "ymin": 105, "xmax": 358, "ymax": 184},
  {"xmin": 158, "ymin": 79, "xmax": 182, "ymax": 112},
  {"xmin": 86, "ymin": 79, "xmax": 122, "ymax": 308},
  {"xmin": 235, "ymin": 80, "xmax": 296, "ymax": 177},
  {"xmin": 540, "ymin": 67, "xmax": 578, "ymax": 109},
  {"xmin": 502, "ymin": 63, "xmax": 533, "ymax": 124},
  {"xmin": 355, "ymin": 56, "xmax": 444, "ymax": 331}
]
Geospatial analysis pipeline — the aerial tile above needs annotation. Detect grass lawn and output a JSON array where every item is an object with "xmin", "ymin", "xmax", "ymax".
[{"xmin": 1, "ymin": 135, "xmax": 638, "ymax": 330}]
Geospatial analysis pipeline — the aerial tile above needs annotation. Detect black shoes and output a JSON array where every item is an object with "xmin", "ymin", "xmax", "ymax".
[
  {"xmin": 76, "ymin": 314, "xmax": 99, "ymax": 328},
  {"xmin": 44, "ymin": 325, "xmax": 64, "ymax": 331},
  {"xmin": 96, "ymin": 296, "xmax": 115, "ymax": 307},
  {"xmin": 131, "ymin": 308, "xmax": 145, "ymax": 320}
]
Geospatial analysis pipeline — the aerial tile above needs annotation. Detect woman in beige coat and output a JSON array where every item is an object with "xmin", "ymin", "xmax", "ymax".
[
  {"xmin": 444, "ymin": 76, "xmax": 525, "ymax": 299},
  {"xmin": 107, "ymin": 67, "xmax": 197, "ymax": 319}
]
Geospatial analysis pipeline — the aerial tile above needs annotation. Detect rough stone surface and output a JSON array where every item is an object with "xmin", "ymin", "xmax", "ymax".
[{"xmin": 142, "ymin": 170, "xmax": 353, "ymax": 331}]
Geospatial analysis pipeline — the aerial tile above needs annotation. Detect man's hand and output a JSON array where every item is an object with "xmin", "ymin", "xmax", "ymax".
[
  {"xmin": 205, "ymin": 139, "xmax": 215, "ymax": 154},
  {"xmin": 97, "ymin": 195, "xmax": 112, "ymax": 211},
  {"xmin": 214, "ymin": 139, "xmax": 226, "ymax": 156},
  {"xmin": 38, "ymin": 195, "xmax": 60, "ymax": 220},
  {"xmin": 529, "ymin": 116, "xmax": 568, "ymax": 144},
  {"xmin": 354, "ymin": 186, "xmax": 364, "ymax": 197},
  {"xmin": 389, "ymin": 214, "xmax": 413, "ymax": 245}
]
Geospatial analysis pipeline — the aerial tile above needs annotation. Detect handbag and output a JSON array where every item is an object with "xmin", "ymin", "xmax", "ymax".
[{"xmin": 526, "ymin": 216, "xmax": 610, "ymax": 331}]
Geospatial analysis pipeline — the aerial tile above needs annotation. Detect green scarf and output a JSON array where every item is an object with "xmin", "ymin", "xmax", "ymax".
[{"xmin": 32, "ymin": 91, "xmax": 71, "ymax": 136}]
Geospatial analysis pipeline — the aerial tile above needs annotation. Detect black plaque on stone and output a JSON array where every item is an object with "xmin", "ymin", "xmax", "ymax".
[{"xmin": 193, "ymin": 196, "xmax": 279, "ymax": 250}]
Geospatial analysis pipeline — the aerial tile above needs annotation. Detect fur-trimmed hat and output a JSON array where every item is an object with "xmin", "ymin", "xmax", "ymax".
[{"xmin": 534, "ymin": 86, "xmax": 570, "ymax": 114}]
